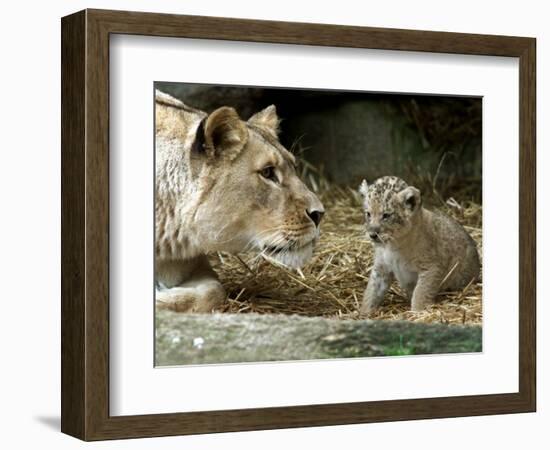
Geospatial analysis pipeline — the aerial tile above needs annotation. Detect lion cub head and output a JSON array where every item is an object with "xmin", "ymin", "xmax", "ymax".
[
  {"xmin": 156, "ymin": 97, "xmax": 325, "ymax": 269},
  {"xmin": 359, "ymin": 176, "xmax": 422, "ymax": 245}
]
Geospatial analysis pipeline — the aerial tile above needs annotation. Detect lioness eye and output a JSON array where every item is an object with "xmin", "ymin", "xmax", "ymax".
[{"xmin": 260, "ymin": 166, "xmax": 278, "ymax": 182}]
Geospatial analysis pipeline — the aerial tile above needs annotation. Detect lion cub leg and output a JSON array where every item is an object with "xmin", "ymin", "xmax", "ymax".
[
  {"xmin": 410, "ymin": 268, "xmax": 444, "ymax": 312},
  {"xmin": 156, "ymin": 256, "xmax": 226, "ymax": 313},
  {"xmin": 361, "ymin": 263, "xmax": 393, "ymax": 314}
]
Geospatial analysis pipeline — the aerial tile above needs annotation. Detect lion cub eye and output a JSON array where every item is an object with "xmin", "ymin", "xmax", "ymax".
[
  {"xmin": 382, "ymin": 212, "xmax": 392, "ymax": 220},
  {"xmin": 260, "ymin": 166, "xmax": 278, "ymax": 183},
  {"xmin": 365, "ymin": 211, "xmax": 371, "ymax": 219}
]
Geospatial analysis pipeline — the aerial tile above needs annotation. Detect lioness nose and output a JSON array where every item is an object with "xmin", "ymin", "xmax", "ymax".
[{"xmin": 306, "ymin": 209, "xmax": 324, "ymax": 227}]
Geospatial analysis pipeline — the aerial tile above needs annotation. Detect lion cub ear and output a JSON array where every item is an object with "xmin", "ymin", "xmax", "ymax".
[
  {"xmin": 248, "ymin": 105, "xmax": 280, "ymax": 137},
  {"xmin": 204, "ymin": 106, "xmax": 248, "ymax": 161},
  {"xmin": 398, "ymin": 186, "xmax": 422, "ymax": 211},
  {"xmin": 359, "ymin": 179, "xmax": 369, "ymax": 197}
]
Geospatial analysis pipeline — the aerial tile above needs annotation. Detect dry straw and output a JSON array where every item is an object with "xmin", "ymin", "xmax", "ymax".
[{"xmin": 212, "ymin": 163, "xmax": 482, "ymax": 325}]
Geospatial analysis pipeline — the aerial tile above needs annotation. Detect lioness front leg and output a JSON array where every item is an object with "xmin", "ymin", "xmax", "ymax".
[
  {"xmin": 156, "ymin": 256, "xmax": 226, "ymax": 313},
  {"xmin": 156, "ymin": 278, "xmax": 225, "ymax": 313},
  {"xmin": 410, "ymin": 269, "xmax": 443, "ymax": 312},
  {"xmin": 361, "ymin": 264, "xmax": 393, "ymax": 314}
]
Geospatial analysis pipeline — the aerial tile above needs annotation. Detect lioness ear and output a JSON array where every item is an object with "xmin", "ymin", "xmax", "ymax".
[
  {"xmin": 248, "ymin": 105, "xmax": 280, "ymax": 136},
  {"xmin": 359, "ymin": 179, "xmax": 369, "ymax": 197},
  {"xmin": 399, "ymin": 186, "xmax": 422, "ymax": 211},
  {"xmin": 204, "ymin": 106, "xmax": 248, "ymax": 161}
]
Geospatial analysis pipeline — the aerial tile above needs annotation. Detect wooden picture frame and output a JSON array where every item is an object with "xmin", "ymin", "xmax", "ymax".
[{"xmin": 61, "ymin": 9, "xmax": 536, "ymax": 441}]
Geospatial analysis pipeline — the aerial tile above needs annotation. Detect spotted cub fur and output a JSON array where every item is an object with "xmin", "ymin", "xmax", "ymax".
[{"xmin": 359, "ymin": 176, "xmax": 480, "ymax": 313}]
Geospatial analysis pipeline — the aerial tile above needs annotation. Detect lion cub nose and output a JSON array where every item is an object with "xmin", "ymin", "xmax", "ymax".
[{"xmin": 306, "ymin": 209, "xmax": 324, "ymax": 227}]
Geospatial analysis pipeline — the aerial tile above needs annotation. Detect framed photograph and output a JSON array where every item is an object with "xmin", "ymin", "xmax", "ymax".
[{"xmin": 61, "ymin": 9, "xmax": 536, "ymax": 441}]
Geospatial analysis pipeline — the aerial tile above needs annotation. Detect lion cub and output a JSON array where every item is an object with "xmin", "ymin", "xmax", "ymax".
[{"xmin": 359, "ymin": 176, "xmax": 480, "ymax": 313}]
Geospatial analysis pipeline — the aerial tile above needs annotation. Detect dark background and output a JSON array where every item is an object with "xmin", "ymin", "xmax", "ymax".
[{"xmin": 156, "ymin": 82, "xmax": 482, "ymax": 203}]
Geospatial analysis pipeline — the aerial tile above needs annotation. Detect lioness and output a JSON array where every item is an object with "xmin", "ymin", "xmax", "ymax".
[
  {"xmin": 155, "ymin": 90, "xmax": 324, "ymax": 312},
  {"xmin": 359, "ymin": 176, "xmax": 480, "ymax": 313}
]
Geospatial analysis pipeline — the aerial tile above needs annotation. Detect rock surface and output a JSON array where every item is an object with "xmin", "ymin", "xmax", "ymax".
[
  {"xmin": 154, "ymin": 83, "xmax": 481, "ymax": 192},
  {"xmin": 156, "ymin": 311, "xmax": 482, "ymax": 366}
]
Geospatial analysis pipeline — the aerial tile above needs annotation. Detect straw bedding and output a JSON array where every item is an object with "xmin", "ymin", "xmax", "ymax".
[{"xmin": 211, "ymin": 170, "xmax": 482, "ymax": 325}]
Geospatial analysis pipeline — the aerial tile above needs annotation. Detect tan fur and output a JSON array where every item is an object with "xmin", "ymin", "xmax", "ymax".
[
  {"xmin": 155, "ymin": 90, "xmax": 324, "ymax": 313},
  {"xmin": 359, "ymin": 176, "xmax": 480, "ymax": 313}
]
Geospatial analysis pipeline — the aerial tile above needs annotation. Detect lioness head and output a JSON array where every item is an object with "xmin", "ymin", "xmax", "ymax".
[
  {"xmin": 359, "ymin": 176, "xmax": 422, "ymax": 245},
  {"xmin": 161, "ymin": 101, "xmax": 324, "ymax": 268}
]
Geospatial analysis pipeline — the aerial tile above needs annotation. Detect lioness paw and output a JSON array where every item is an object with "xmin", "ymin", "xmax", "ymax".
[{"xmin": 156, "ymin": 283, "xmax": 226, "ymax": 313}]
